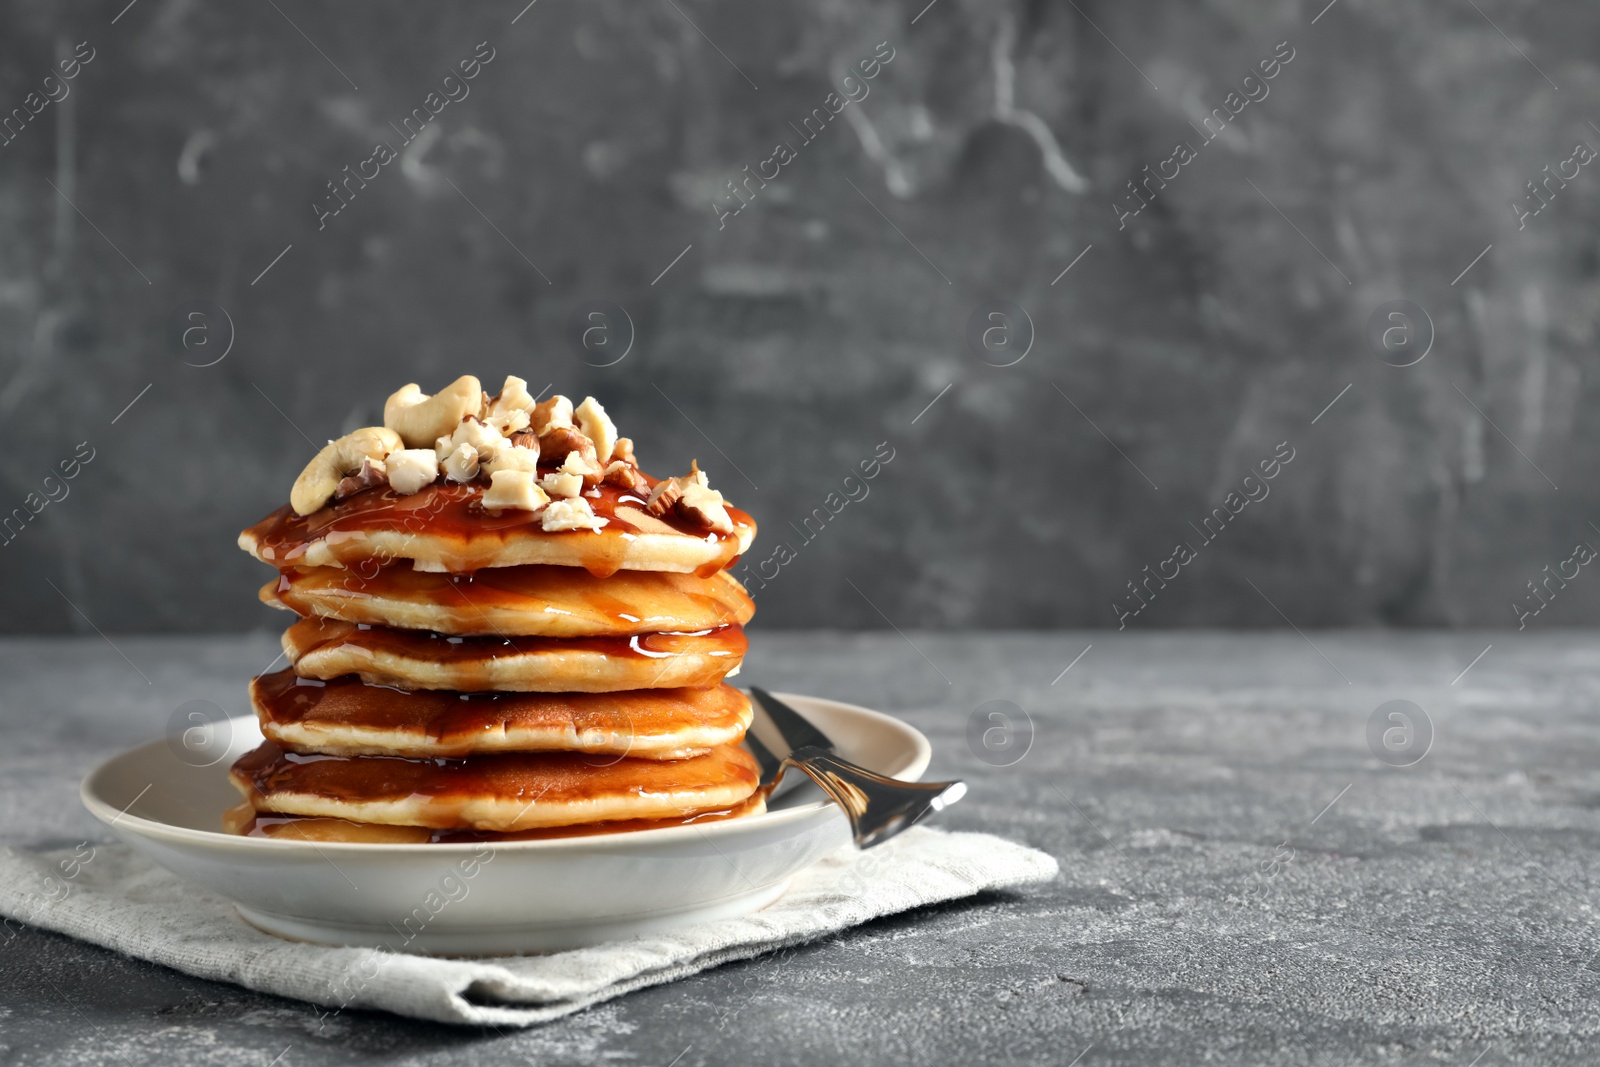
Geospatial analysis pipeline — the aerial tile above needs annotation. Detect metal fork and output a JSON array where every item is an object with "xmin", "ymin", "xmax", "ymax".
[{"xmin": 747, "ymin": 687, "xmax": 966, "ymax": 849}]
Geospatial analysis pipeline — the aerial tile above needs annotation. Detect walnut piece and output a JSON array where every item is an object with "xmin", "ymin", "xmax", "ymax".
[
  {"xmin": 612, "ymin": 437, "xmax": 637, "ymax": 466},
  {"xmin": 530, "ymin": 395, "xmax": 574, "ymax": 435},
  {"xmin": 678, "ymin": 481, "xmax": 734, "ymax": 534},
  {"xmin": 602, "ymin": 460, "xmax": 647, "ymax": 493},
  {"xmin": 334, "ymin": 456, "xmax": 389, "ymax": 501},
  {"xmin": 645, "ymin": 477, "xmax": 684, "ymax": 517},
  {"xmin": 537, "ymin": 424, "xmax": 597, "ymax": 469}
]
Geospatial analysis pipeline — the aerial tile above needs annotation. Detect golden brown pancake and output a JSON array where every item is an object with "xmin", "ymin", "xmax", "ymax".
[
  {"xmin": 281, "ymin": 617, "xmax": 746, "ymax": 692},
  {"xmin": 222, "ymin": 794, "xmax": 767, "ymax": 842},
  {"xmin": 230, "ymin": 741, "xmax": 762, "ymax": 831},
  {"xmin": 251, "ymin": 670, "xmax": 753, "ymax": 759},
  {"xmin": 238, "ymin": 482, "xmax": 755, "ymax": 576},
  {"xmin": 261, "ymin": 563, "xmax": 755, "ymax": 638}
]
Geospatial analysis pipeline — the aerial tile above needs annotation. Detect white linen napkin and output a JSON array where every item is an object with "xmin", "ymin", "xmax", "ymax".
[{"xmin": 0, "ymin": 828, "xmax": 1056, "ymax": 1027}]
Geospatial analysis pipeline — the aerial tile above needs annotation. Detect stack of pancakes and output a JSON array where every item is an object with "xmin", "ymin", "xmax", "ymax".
[{"xmin": 227, "ymin": 377, "xmax": 763, "ymax": 843}]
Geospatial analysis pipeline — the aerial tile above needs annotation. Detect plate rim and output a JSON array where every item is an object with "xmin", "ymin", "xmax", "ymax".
[{"xmin": 80, "ymin": 690, "xmax": 930, "ymax": 854}]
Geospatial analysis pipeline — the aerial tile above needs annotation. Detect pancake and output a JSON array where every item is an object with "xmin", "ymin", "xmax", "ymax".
[
  {"xmin": 230, "ymin": 740, "xmax": 762, "ymax": 831},
  {"xmin": 239, "ymin": 482, "xmax": 756, "ymax": 576},
  {"xmin": 281, "ymin": 617, "xmax": 746, "ymax": 692},
  {"xmin": 251, "ymin": 670, "xmax": 753, "ymax": 759},
  {"xmin": 222, "ymin": 794, "xmax": 767, "ymax": 842},
  {"xmin": 261, "ymin": 563, "xmax": 755, "ymax": 638}
]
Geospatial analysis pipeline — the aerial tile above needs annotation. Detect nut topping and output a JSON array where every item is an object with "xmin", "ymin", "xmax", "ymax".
[
  {"xmin": 530, "ymin": 395, "xmax": 574, "ymax": 435},
  {"xmin": 441, "ymin": 442, "xmax": 479, "ymax": 483},
  {"xmin": 540, "ymin": 497, "xmax": 607, "ymax": 532},
  {"xmin": 537, "ymin": 424, "xmax": 596, "ymax": 469},
  {"xmin": 383, "ymin": 376, "xmax": 482, "ymax": 449},
  {"xmin": 334, "ymin": 456, "xmax": 388, "ymax": 501},
  {"xmin": 290, "ymin": 426, "xmax": 404, "ymax": 516},
  {"xmin": 385, "ymin": 448, "xmax": 442, "ymax": 495},
  {"xmin": 490, "ymin": 375, "xmax": 536, "ymax": 417},
  {"xmin": 574, "ymin": 396, "xmax": 618, "ymax": 464},
  {"xmin": 602, "ymin": 459, "xmax": 648, "ymax": 493},
  {"xmin": 483, "ymin": 440, "xmax": 540, "ymax": 475},
  {"xmin": 538, "ymin": 470, "xmax": 584, "ymax": 499},
  {"xmin": 678, "ymin": 481, "xmax": 734, "ymax": 534},
  {"xmin": 482, "ymin": 469, "xmax": 550, "ymax": 512},
  {"xmin": 645, "ymin": 477, "xmax": 684, "ymax": 517}
]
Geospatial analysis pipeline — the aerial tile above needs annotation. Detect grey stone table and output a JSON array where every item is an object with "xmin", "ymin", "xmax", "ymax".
[{"xmin": 2, "ymin": 630, "xmax": 1596, "ymax": 1065}]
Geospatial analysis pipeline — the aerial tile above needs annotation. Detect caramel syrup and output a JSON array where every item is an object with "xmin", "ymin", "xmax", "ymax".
[
  {"xmin": 284, "ymin": 617, "xmax": 745, "ymax": 671},
  {"xmin": 231, "ymin": 740, "xmax": 759, "ymax": 812},
  {"xmin": 264, "ymin": 562, "xmax": 755, "ymax": 637},
  {"xmin": 227, "ymin": 792, "xmax": 766, "ymax": 843},
  {"xmin": 251, "ymin": 669, "xmax": 749, "ymax": 755},
  {"xmin": 242, "ymin": 481, "xmax": 754, "ymax": 578}
]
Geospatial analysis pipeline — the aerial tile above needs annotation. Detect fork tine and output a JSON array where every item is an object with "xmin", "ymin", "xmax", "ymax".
[{"xmin": 778, "ymin": 746, "xmax": 967, "ymax": 848}]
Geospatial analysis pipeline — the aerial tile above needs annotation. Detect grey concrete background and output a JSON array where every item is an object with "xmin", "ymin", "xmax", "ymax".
[
  {"xmin": 5, "ymin": 630, "xmax": 1598, "ymax": 1064},
  {"xmin": 2, "ymin": 0, "xmax": 1599, "ymax": 634}
]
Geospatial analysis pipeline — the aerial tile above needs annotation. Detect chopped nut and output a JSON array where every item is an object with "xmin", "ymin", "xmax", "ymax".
[
  {"xmin": 612, "ymin": 437, "xmax": 637, "ymax": 466},
  {"xmin": 334, "ymin": 456, "xmax": 389, "ymax": 501},
  {"xmin": 435, "ymin": 415, "xmax": 503, "ymax": 462},
  {"xmin": 491, "ymin": 375, "xmax": 536, "ymax": 417},
  {"xmin": 678, "ymin": 481, "xmax": 734, "ymax": 534},
  {"xmin": 483, "ymin": 439, "xmax": 540, "ymax": 475},
  {"xmin": 687, "ymin": 459, "xmax": 709, "ymax": 488},
  {"xmin": 482, "ymin": 469, "xmax": 550, "ymax": 512},
  {"xmin": 386, "ymin": 448, "xmax": 441, "ymax": 495},
  {"xmin": 602, "ymin": 460, "xmax": 648, "ymax": 492},
  {"xmin": 559, "ymin": 449, "xmax": 603, "ymax": 490},
  {"xmin": 485, "ymin": 407, "xmax": 531, "ymax": 436},
  {"xmin": 442, "ymin": 442, "xmax": 480, "ymax": 483},
  {"xmin": 574, "ymin": 396, "xmax": 618, "ymax": 464},
  {"xmin": 539, "ymin": 471, "xmax": 584, "ymax": 499},
  {"xmin": 537, "ymin": 424, "xmax": 597, "ymax": 469},
  {"xmin": 530, "ymin": 394, "xmax": 573, "ymax": 435},
  {"xmin": 646, "ymin": 477, "xmax": 684, "ymax": 517},
  {"xmin": 508, "ymin": 429, "xmax": 539, "ymax": 451},
  {"xmin": 457, "ymin": 416, "xmax": 503, "ymax": 454},
  {"xmin": 540, "ymin": 497, "xmax": 607, "ymax": 532}
]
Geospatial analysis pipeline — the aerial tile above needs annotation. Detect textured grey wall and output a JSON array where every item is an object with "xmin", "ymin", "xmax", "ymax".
[{"xmin": 1, "ymin": 0, "xmax": 1597, "ymax": 634}]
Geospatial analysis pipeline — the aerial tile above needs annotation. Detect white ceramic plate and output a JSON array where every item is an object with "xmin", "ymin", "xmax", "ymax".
[{"xmin": 81, "ymin": 692, "xmax": 930, "ymax": 955}]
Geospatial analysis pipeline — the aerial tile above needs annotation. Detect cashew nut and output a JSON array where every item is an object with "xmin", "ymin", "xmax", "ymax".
[
  {"xmin": 491, "ymin": 375, "xmax": 536, "ymax": 417},
  {"xmin": 290, "ymin": 426, "xmax": 402, "ymax": 516},
  {"xmin": 574, "ymin": 395, "xmax": 617, "ymax": 464},
  {"xmin": 383, "ymin": 375, "xmax": 483, "ymax": 448}
]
